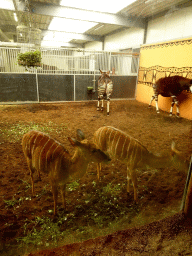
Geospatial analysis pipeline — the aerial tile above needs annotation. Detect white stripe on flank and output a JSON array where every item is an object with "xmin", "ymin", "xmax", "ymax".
[
  {"xmin": 132, "ymin": 140, "xmax": 137, "ymax": 167},
  {"xmin": 136, "ymin": 144, "xmax": 142, "ymax": 167},
  {"xmin": 115, "ymin": 134, "xmax": 121, "ymax": 157},
  {"xmin": 31, "ymin": 133, "xmax": 40, "ymax": 155},
  {"xmin": 45, "ymin": 140, "xmax": 55, "ymax": 172},
  {"xmin": 121, "ymin": 136, "xmax": 127, "ymax": 159},
  {"xmin": 128, "ymin": 140, "xmax": 134, "ymax": 166},
  {"xmin": 39, "ymin": 137, "xmax": 50, "ymax": 171},
  {"xmin": 99, "ymin": 128, "xmax": 105, "ymax": 148},
  {"xmin": 32, "ymin": 132, "xmax": 44, "ymax": 152},
  {"xmin": 27, "ymin": 133, "xmax": 36, "ymax": 154},
  {"xmin": 52, "ymin": 144, "xmax": 59, "ymax": 160},
  {"xmin": 111, "ymin": 131, "xmax": 117, "ymax": 156},
  {"xmin": 126, "ymin": 137, "xmax": 131, "ymax": 161},
  {"xmin": 108, "ymin": 129, "xmax": 113, "ymax": 152}
]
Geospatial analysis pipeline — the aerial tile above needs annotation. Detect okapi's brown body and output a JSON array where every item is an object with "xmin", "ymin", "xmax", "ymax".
[
  {"xmin": 149, "ymin": 75, "xmax": 192, "ymax": 117},
  {"xmin": 94, "ymin": 126, "xmax": 188, "ymax": 201},
  {"xmin": 22, "ymin": 130, "xmax": 110, "ymax": 215}
]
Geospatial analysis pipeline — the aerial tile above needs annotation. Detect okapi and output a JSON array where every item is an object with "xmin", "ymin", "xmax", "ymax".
[
  {"xmin": 22, "ymin": 129, "xmax": 110, "ymax": 215},
  {"xmin": 94, "ymin": 126, "xmax": 189, "ymax": 202},
  {"xmin": 149, "ymin": 75, "xmax": 192, "ymax": 117},
  {"xmin": 97, "ymin": 69, "xmax": 113, "ymax": 116}
]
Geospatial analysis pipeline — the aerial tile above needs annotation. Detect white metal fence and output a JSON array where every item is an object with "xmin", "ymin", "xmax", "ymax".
[{"xmin": 0, "ymin": 47, "xmax": 139, "ymax": 75}]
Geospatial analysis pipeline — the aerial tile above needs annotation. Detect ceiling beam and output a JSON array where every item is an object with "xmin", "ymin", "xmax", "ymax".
[
  {"xmin": 41, "ymin": 30, "xmax": 104, "ymax": 42},
  {"xmin": 41, "ymin": 42, "xmax": 83, "ymax": 48},
  {"xmin": 18, "ymin": 2, "xmax": 146, "ymax": 28},
  {"xmin": 60, "ymin": 42, "xmax": 83, "ymax": 48}
]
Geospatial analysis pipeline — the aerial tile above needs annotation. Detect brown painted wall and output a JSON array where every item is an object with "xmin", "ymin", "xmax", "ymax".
[{"xmin": 136, "ymin": 37, "xmax": 192, "ymax": 120}]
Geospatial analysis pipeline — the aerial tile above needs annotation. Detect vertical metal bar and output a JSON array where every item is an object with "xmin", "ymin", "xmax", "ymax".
[
  {"xmin": 36, "ymin": 68, "xmax": 40, "ymax": 102},
  {"xmin": 93, "ymin": 52, "xmax": 96, "ymax": 91},
  {"xmin": 109, "ymin": 52, "xmax": 111, "ymax": 71},
  {"xmin": 181, "ymin": 156, "xmax": 192, "ymax": 211}
]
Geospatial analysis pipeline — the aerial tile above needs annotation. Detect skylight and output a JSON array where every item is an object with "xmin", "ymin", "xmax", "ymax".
[
  {"xmin": 60, "ymin": 0, "xmax": 136, "ymax": 14},
  {"xmin": 48, "ymin": 17, "xmax": 98, "ymax": 33},
  {"xmin": 43, "ymin": 31, "xmax": 71, "ymax": 42},
  {"xmin": 0, "ymin": 0, "xmax": 14, "ymax": 10}
]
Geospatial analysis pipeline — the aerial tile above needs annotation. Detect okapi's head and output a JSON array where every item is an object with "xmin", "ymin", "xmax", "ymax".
[
  {"xmin": 177, "ymin": 76, "xmax": 192, "ymax": 93},
  {"xmin": 187, "ymin": 80, "xmax": 192, "ymax": 93},
  {"xmin": 98, "ymin": 70, "xmax": 111, "ymax": 86}
]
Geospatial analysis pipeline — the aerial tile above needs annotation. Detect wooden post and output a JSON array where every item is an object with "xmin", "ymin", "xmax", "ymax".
[{"xmin": 181, "ymin": 156, "xmax": 192, "ymax": 218}]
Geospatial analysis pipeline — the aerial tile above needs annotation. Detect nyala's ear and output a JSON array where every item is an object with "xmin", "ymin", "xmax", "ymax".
[
  {"xmin": 77, "ymin": 129, "xmax": 85, "ymax": 141},
  {"xmin": 99, "ymin": 69, "xmax": 103, "ymax": 74},
  {"xmin": 107, "ymin": 70, "xmax": 110, "ymax": 75},
  {"xmin": 68, "ymin": 137, "xmax": 81, "ymax": 147}
]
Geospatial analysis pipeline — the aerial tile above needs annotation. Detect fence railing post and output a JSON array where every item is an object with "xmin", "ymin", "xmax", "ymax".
[
  {"xmin": 74, "ymin": 74, "xmax": 76, "ymax": 101},
  {"xmin": 36, "ymin": 69, "xmax": 39, "ymax": 102}
]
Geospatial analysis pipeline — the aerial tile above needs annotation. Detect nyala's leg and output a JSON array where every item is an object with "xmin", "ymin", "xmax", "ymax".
[
  {"xmin": 51, "ymin": 182, "xmax": 58, "ymax": 216},
  {"xmin": 60, "ymin": 184, "xmax": 66, "ymax": 209},
  {"xmin": 127, "ymin": 166, "xmax": 138, "ymax": 202},
  {"xmin": 27, "ymin": 158, "xmax": 35, "ymax": 195},
  {"xmin": 97, "ymin": 163, "xmax": 102, "ymax": 181}
]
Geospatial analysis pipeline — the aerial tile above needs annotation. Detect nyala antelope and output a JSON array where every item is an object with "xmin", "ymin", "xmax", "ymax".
[
  {"xmin": 149, "ymin": 75, "xmax": 192, "ymax": 117},
  {"xmin": 94, "ymin": 126, "xmax": 189, "ymax": 202},
  {"xmin": 97, "ymin": 69, "xmax": 113, "ymax": 116},
  {"xmin": 22, "ymin": 130, "xmax": 110, "ymax": 215}
]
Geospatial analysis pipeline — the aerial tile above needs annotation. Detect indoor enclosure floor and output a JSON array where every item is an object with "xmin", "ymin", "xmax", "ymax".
[{"xmin": 0, "ymin": 100, "xmax": 192, "ymax": 255}]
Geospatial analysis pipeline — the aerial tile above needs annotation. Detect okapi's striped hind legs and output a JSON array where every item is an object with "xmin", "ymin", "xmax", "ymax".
[
  {"xmin": 97, "ymin": 98, "xmax": 104, "ymax": 112},
  {"xmin": 97, "ymin": 98, "xmax": 110, "ymax": 116},
  {"xmin": 170, "ymin": 96, "xmax": 180, "ymax": 117},
  {"xmin": 148, "ymin": 86, "xmax": 160, "ymax": 114},
  {"xmin": 97, "ymin": 69, "xmax": 113, "ymax": 116}
]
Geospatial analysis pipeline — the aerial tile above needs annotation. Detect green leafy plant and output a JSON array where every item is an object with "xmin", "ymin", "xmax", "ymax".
[
  {"xmin": 0, "ymin": 121, "xmax": 66, "ymax": 143},
  {"xmin": 4, "ymin": 197, "xmax": 18, "ymax": 209},
  {"xmin": 17, "ymin": 50, "xmax": 41, "ymax": 67},
  {"xmin": 67, "ymin": 181, "xmax": 80, "ymax": 191}
]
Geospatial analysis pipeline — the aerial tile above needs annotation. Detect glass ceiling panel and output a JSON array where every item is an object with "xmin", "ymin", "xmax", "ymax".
[
  {"xmin": 48, "ymin": 17, "xmax": 98, "ymax": 33},
  {"xmin": 0, "ymin": 0, "xmax": 14, "ymax": 10},
  {"xmin": 43, "ymin": 31, "xmax": 71, "ymax": 43},
  {"xmin": 60, "ymin": 0, "xmax": 136, "ymax": 14}
]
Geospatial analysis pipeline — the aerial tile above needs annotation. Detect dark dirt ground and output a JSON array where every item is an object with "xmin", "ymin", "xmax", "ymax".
[{"xmin": 0, "ymin": 100, "xmax": 192, "ymax": 256}]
